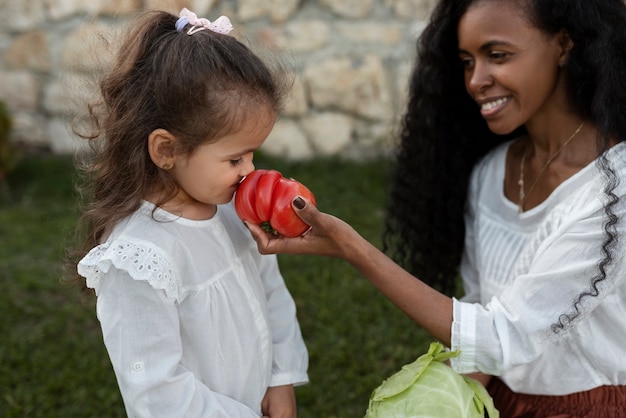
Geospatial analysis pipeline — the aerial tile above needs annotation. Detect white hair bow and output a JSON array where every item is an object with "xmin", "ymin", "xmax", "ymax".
[{"xmin": 176, "ymin": 8, "xmax": 233, "ymax": 35}]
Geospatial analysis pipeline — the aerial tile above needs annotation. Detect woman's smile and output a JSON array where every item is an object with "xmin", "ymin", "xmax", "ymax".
[{"xmin": 479, "ymin": 96, "xmax": 511, "ymax": 118}]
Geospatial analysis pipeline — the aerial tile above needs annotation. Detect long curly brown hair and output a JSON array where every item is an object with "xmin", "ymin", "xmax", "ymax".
[{"xmin": 68, "ymin": 10, "xmax": 289, "ymax": 284}]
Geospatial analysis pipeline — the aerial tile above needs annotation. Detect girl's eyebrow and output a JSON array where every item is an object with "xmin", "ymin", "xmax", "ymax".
[{"xmin": 225, "ymin": 147, "xmax": 257, "ymax": 159}]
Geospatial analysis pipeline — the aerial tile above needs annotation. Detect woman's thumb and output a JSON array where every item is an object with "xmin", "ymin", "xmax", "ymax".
[{"xmin": 292, "ymin": 196, "xmax": 317, "ymax": 226}]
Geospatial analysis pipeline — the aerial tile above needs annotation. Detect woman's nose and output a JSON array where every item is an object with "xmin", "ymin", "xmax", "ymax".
[{"xmin": 467, "ymin": 62, "xmax": 493, "ymax": 94}]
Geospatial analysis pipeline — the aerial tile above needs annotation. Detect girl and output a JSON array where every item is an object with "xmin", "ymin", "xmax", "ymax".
[
  {"xmin": 246, "ymin": 0, "xmax": 626, "ymax": 416},
  {"xmin": 74, "ymin": 9, "xmax": 308, "ymax": 418}
]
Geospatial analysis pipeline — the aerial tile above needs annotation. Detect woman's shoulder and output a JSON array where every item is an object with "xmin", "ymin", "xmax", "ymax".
[
  {"xmin": 606, "ymin": 140, "xmax": 626, "ymax": 171},
  {"xmin": 476, "ymin": 140, "xmax": 513, "ymax": 172},
  {"xmin": 468, "ymin": 140, "xmax": 515, "ymax": 190}
]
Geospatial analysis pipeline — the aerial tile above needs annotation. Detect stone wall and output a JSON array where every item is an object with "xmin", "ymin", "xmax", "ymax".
[{"xmin": 0, "ymin": 0, "xmax": 436, "ymax": 160}]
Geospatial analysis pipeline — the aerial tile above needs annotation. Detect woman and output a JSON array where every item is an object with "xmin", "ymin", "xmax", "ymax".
[{"xmin": 246, "ymin": 0, "xmax": 626, "ymax": 416}]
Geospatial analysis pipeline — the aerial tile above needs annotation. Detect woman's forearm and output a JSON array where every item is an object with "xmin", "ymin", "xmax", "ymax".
[
  {"xmin": 246, "ymin": 198, "xmax": 454, "ymax": 346},
  {"xmin": 345, "ymin": 236, "xmax": 453, "ymax": 346}
]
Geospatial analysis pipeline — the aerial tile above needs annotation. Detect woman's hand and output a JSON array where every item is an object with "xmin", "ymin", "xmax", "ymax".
[
  {"xmin": 247, "ymin": 196, "xmax": 454, "ymax": 346},
  {"xmin": 464, "ymin": 372, "xmax": 493, "ymax": 387},
  {"xmin": 245, "ymin": 196, "xmax": 360, "ymax": 261}
]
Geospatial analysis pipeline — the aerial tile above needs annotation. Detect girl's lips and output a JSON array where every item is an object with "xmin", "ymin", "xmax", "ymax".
[{"xmin": 479, "ymin": 96, "xmax": 510, "ymax": 118}]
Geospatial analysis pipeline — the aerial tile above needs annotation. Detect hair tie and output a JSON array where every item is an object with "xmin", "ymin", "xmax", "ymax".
[{"xmin": 175, "ymin": 8, "xmax": 233, "ymax": 35}]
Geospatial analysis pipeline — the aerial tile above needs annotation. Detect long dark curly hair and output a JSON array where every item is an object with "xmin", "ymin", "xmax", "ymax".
[{"xmin": 383, "ymin": 0, "xmax": 626, "ymax": 323}]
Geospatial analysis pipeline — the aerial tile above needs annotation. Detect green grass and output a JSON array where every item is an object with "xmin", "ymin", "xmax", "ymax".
[{"xmin": 0, "ymin": 154, "xmax": 432, "ymax": 417}]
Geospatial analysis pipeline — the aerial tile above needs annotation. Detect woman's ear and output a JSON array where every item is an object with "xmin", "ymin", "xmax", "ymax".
[
  {"xmin": 558, "ymin": 30, "xmax": 574, "ymax": 68},
  {"xmin": 148, "ymin": 128, "xmax": 177, "ymax": 170}
]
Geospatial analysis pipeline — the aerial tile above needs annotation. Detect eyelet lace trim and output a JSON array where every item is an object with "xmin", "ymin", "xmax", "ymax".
[{"xmin": 78, "ymin": 239, "xmax": 179, "ymax": 300}]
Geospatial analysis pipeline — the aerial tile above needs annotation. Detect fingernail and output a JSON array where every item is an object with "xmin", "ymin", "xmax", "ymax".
[{"xmin": 293, "ymin": 196, "xmax": 305, "ymax": 209}]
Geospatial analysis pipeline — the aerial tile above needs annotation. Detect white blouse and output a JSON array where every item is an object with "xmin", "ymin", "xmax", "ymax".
[
  {"xmin": 78, "ymin": 201, "xmax": 309, "ymax": 417},
  {"xmin": 451, "ymin": 141, "xmax": 626, "ymax": 395}
]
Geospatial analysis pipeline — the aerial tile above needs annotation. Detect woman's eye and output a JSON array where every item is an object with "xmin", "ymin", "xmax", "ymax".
[
  {"xmin": 460, "ymin": 57, "xmax": 474, "ymax": 70},
  {"xmin": 489, "ymin": 51, "xmax": 507, "ymax": 60},
  {"xmin": 230, "ymin": 158, "xmax": 243, "ymax": 166}
]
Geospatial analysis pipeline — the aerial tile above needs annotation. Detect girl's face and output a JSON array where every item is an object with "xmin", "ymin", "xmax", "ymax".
[
  {"xmin": 457, "ymin": 0, "xmax": 568, "ymax": 134},
  {"xmin": 169, "ymin": 105, "xmax": 276, "ymax": 219}
]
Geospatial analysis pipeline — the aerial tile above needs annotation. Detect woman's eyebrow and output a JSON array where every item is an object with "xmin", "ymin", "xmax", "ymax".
[{"xmin": 459, "ymin": 39, "xmax": 513, "ymax": 54}]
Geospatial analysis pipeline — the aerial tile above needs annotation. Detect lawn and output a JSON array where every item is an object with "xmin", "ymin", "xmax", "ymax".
[{"xmin": 0, "ymin": 153, "xmax": 432, "ymax": 417}]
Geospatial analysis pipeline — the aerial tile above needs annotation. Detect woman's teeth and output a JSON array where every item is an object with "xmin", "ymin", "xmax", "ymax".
[{"xmin": 482, "ymin": 97, "xmax": 508, "ymax": 111}]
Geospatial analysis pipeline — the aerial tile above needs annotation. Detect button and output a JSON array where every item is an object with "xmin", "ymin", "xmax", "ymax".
[{"xmin": 131, "ymin": 361, "xmax": 144, "ymax": 372}]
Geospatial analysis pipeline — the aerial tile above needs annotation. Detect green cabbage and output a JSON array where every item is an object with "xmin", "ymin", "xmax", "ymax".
[{"xmin": 364, "ymin": 342, "xmax": 499, "ymax": 418}]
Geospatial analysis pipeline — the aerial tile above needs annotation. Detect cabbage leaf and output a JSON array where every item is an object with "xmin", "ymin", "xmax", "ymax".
[{"xmin": 364, "ymin": 342, "xmax": 499, "ymax": 418}]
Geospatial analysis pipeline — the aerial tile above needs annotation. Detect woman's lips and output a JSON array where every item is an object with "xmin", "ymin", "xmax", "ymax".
[{"xmin": 479, "ymin": 96, "xmax": 510, "ymax": 117}]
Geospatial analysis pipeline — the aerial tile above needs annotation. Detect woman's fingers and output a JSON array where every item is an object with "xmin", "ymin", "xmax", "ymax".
[
  {"xmin": 291, "ymin": 196, "xmax": 318, "ymax": 225},
  {"xmin": 245, "ymin": 195, "xmax": 363, "ymax": 260}
]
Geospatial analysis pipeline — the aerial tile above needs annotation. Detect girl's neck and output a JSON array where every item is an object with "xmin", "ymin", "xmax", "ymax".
[{"xmin": 146, "ymin": 194, "xmax": 218, "ymax": 220}]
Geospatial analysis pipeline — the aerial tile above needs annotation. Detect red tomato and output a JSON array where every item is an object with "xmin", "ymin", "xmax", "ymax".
[
  {"xmin": 234, "ymin": 169, "xmax": 316, "ymax": 237},
  {"xmin": 234, "ymin": 170, "xmax": 264, "ymax": 224}
]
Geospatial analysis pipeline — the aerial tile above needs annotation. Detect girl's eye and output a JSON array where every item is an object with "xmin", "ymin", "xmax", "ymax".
[{"xmin": 230, "ymin": 158, "xmax": 243, "ymax": 166}]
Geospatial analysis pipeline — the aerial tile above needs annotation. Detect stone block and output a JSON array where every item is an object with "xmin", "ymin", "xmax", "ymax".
[
  {"xmin": 304, "ymin": 55, "xmax": 393, "ymax": 121},
  {"xmin": 262, "ymin": 118, "xmax": 313, "ymax": 160},
  {"xmin": 99, "ymin": 0, "xmax": 142, "ymax": 16},
  {"xmin": 336, "ymin": 22, "xmax": 403, "ymax": 44},
  {"xmin": 301, "ymin": 112, "xmax": 353, "ymax": 156},
  {"xmin": 319, "ymin": 0, "xmax": 374, "ymax": 19},
  {"xmin": 268, "ymin": 0, "xmax": 301, "ymax": 23},
  {"xmin": 393, "ymin": 61, "xmax": 413, "ymax": 111},
  {"xmin": 0, "ymin": 71, "xmax": 38, "ymax": 112},
  {"xmin": 0, "ymin": 0, "xmax": 46, "ymax": 31},
  {"xmin": 46, "ymin": 0, "xmax": 98, "ymax": 21},
  {"xmin": 145, "ymin": 0, "xmax": 216, "ymax": 15},
  {"xmin": 385, "ymin": 0, "xmax": 438, "ymax": 20},
  {"xmin": 44, "ymin": 73, "xmax": 99, "ymax": 116},
  {"xmin": 283, "ymin": 76, "xmax": 308, "ymax": 117},
  {"xmin": 237, "ymin": 0, "xmax": 300, "ymax": 22},
  {"xmin": 274, "ymin": 20, "xmax": 330, "ymax": 52},
  {"xmin": 237, "ymin": 0, "xmax": 266, "ymax": 21},
  {"xmin": 61, "ymin": 22, "xmax": 120, "ymax": 73},
  {"xmin": 3, "ymin": 31, "xmax": 52, "ymax": 73}
]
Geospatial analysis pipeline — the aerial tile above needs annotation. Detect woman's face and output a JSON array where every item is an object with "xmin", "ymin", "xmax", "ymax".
[{"xmin": 457, "ymin": 0, "xmax": 568, "ymax": 134}]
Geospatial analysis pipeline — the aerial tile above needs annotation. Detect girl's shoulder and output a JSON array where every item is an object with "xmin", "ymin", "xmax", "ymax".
[
  {"xmin": 77, "ymin": 235, "xmax": 181, "ymax": 300},
  {"xmin": 77, "ymin": 205, "xmax": 183, "ymax": 299},
  {"xmin": 216, "ymin": 201, "xmax": 258, "ymax": 248}
]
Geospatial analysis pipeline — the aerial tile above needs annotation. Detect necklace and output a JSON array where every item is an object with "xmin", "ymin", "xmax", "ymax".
[{"xmin": 518, "ymin": 122, "xmax": 584, "ymax": 212}]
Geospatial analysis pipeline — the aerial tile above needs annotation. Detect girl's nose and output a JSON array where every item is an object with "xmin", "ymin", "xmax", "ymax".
[{"xmin": 241, "ymin": 157, "xmax": 255, "ymax": 177}]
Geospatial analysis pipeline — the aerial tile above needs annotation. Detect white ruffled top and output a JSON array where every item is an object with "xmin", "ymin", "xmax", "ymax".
[{"xmin": 78, "ymin": 201, "xmax": 309, "ymax": 417}]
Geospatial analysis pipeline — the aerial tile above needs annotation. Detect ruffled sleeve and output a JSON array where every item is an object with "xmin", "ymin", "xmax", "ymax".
[{"xmin": 78, "ymin": 239, "xmax": 180, "ymax": 301}]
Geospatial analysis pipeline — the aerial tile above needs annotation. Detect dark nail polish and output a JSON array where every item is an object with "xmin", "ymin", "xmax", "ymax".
[{"xmin": 293, "ymin": 197, "xmax": 305, "ymax": 209}]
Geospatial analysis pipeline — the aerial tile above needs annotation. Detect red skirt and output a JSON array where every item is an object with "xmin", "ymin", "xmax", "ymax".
[{"xmin": 487, "ymin": 378, "xmax": 626, "ymax": 418}]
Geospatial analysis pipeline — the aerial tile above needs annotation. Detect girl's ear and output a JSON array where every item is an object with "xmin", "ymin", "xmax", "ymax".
[
  {"xmin": 558, "ymin": 30, "xmax": 574, "ymax": 67},
  {"xmin": 148, "ymin": 128, "xmax": 177, "ymax": 170}
]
